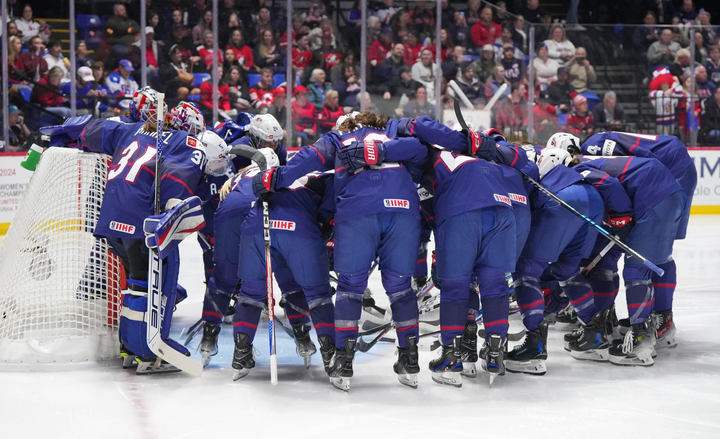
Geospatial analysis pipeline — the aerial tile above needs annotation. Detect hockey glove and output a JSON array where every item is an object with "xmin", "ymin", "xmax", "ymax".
[
  {"xmin": 481, "ymin": 128, "xmax": 507, "ymax": 143},
  {"xmin": 252, "ymin": 167, "xmax": 278, "ymax": 198},
  {"xmin": 337, "ymin": 139, "xmax": 387, "ymax": 174},
  {"xmin": 144, "ymin": 196, "xmax": 205, "ymax": 259},
  {"xmin": 462, "ymin": 129, "xmax": 499, "ymax": 162},
  {"xmin": 608, "ymin": 212, "xmax": 634, "ymax": 240}
]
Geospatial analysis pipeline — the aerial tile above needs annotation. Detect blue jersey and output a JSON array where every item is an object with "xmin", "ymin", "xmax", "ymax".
[
  {"xmin": 573, "ymin": 156, "xmax": 682, "ymax": 218},
  {"xmin": 78, "ymin": 120, "xmax": 206, "ymax": 239},
  {"xmin": 196, "ymin": 165, "xmax": 237, "ymax": 210},
  {"xmin": 581, "ymin": 132, "xmax": 692, "ymax": 180},
  {"xmin": 273, "ymin": 121, "xmax": 426, "ymax": 223},
  {"xmin": 214, "ymin": 119, "xmax": 250, "ymax": 145},
  {"xmin": 540, "ymin": 163, "xmax": 633, "ymax": 214}
]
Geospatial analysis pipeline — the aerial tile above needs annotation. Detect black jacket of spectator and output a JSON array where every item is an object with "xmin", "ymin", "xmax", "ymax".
[
  {"xmin": 592, "ymin": 102, "xmax": 626, "ymax": 130},
  {"xmin": 520, "ymin": 5, "xmax": 548, "ymax": 24},
  {"xmin": 442, "ymin": 58, "xmax": 460, "ymax": 81},
  {"xmin": 159, "ymin": 60, "xmax": 192, "ymax": 97},
  {"xmin": 547, "ymin": 80, "xmax": 574, "ymax": 108},
  {"xmin": 456, "ymin": 77, "xmax": 486, "ymax": 106},
  {"xmin": 646, "ymin": 0, "xmax": 676, "ymax": 24},
  {"xmin": 701, "ymin": 98, "xmax": 720, "ymax": 140},
  {"xmin": 376, "ymin": 56, "xmax": 408, "ymax": 94},
  {"xmin": 632, "ymin": 26, "xmax": 660, "ymax": 57},
  {"xmin": 395, "ymin": 78, "xmax": 423, "ymax": 99}
]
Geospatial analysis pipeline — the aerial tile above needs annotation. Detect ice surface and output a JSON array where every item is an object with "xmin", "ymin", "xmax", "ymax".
[{"xmin": 1, "ymin": 217, "xmax": 719, "ymax": 439}]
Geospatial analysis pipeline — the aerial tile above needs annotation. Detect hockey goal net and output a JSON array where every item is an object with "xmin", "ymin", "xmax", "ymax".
[{"xmin": 0, "ymin": 147, "xmax": 123, "ymax": 363}]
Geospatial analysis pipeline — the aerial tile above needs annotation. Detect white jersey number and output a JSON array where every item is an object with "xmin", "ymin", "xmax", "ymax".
[{"xmin": 108, "ymin": 141, "xmax": 157, "ymax": 183}]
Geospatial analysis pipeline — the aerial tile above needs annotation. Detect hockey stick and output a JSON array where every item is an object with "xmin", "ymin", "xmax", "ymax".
[
  {"xmin": 146, "ymin": 93, "xmax": 203, "ymax": 377},
  {"xmin": 262, "ymin": 195, "xmax": 278, "ymax": 385},
  {"xmin": 582, "ymin": 241, "xmax": 615, "ymax": 276},
  {"xmin": 452, "ymin": 100, "xmax": 664, "ymax": 277}
]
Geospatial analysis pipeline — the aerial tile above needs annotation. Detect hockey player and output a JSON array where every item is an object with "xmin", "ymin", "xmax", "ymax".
[
  {"xmin": 579, "ymin": 132, "xmax": 696, "ymax": 348},
  {"xmin": 336, "ymin": 116, "xmax": 522, "ymax": 387},
  {"xmin": 253, "ymin": 111, "xmax": 427, "ymax": 391},
  {"xmin": 556, "ymin": 151, "xmax": 685, "ymax": 366},
  {"xmin": 107, "ymin": 86, "xmax": 164, "ymax": 123}
]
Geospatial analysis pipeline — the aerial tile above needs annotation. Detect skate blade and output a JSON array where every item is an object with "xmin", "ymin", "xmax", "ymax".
[
  {"xmin": 554, "ymin": 321, "xmax": 580, "ymax": 331},
  {"xmin": 609, "ymin": 351, "xmax": 655, "ymax": 367},
  {"xmin": 201, "ymin": 355, "xmax": 212, "ymax": 367},
  {"xmin": 460, "ymin": 362, "xmax": 477, "ymax": 378},
  {"xmin": 121, "ymin": 354, "xmax": 137, "ymax": 369},
  {"xmin": 330, "ymin": 376, "xmax": 351, "ymax": 392},
  {"xmin": 506, "ymin": 359, "xmax": 547, "ymax": 375},
  {"xmin": 431, "ymin": 371, "xmax": 462, "ymax": 388},
  {"xmin": 397, "ymin": 373, "xmax": 419, "ymax": 389},
  {"xmin": 302, "ymin": 355, "xmax": 312, "ymax": 369},
  {"xmin": 570, "ymin": 348, "xmax": 610, "ymax": 362},
  {"xmin": 135, "ymin": 362, "xmax": 180, "ymax": 375},
  {"xmin": 232, "ymin": 368, "xmax": 251, "ymax": 381},
  {"xmin": 489, "ymin": 372, "xmax": 499, "ymax": 387}
]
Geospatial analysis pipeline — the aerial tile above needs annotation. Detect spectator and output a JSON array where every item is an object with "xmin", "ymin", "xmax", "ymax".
[
  {"xmin": 496, "ymin": 82, "xmax": 528, "ymax": 138},
  {"xmin": 500, "ymin": 46, "xmax": 525, "ymax": 85},
  {"xmin": 533, "ymin": 89, "xmax": 559, "ymax": 143},
  {"xmin": 377, "ymin": 0, "xmax": 400, "ymax": 26},
  {"xmin": 592, "ymin": 91, "xmax": 626, "ymax": 131},
  {"xmin": 696, "ymin": 65, "xmax": 717, "ymax": 102},
  {"xmin": 408, "ymin": 2, "xmax": 434, "ymax": 37},
  {"xmin": 369, "ymin": 27, "xmax": 394, "ymax": 68},
  {"xmin": 162, "ymin": 8, "xmax": 185, "ymax": 41},
  {"xmin": 132, "ymin": 27, "xmax": 162, "ymax": 75},
  {"xmin": 281, "ymin": 15, "xmax": 307, "ymax": 51},
  {"xmin": 247, "ymin": 69, "xmax": 275, "ymax": 111},
  {"xmin": 15, "ymin": 4, "xmax": 50, "ymax": 45},
  {"xmin": 697, "ymin": 11, "xmax": 719, "ymax": 47},
  {"xmin": 470, "ymin": 44, "xmax": 499, "ymax": 83},
  {"xmin": 377, "ymin": 43, "xmax": 408, "ymax": 92},
  {"xmin": 432, "ymin": 29, "xmax": 453, "ymax": 62},
  {"xmin": 547, "ymin": 66, "xmax": 574, "ymax": 112},
  {"xmin": 226, "ymin": 28, "xmax": 254, "ymax": 73},
  {"xmin": 308, "ymin": 19, "xmax": 340, "ymax": 52},
  {"xmin": 679, "ymin": 75, "xmax": 701, "ymax": 140},
  {"xmin": 649, "ymin": 67, "xmax": 683, "ymax": 136},
  {"xmin": 632, "ymin": 11, "xmax": 660, "ymax": 59},
  {"xmin": 6, "ymin": 105, "xmax": 30, "ymax": 151},
  {"xmin": 648, "ymin": 29, "xmax": 680, "ymax": 68},
  {"xmin": 412, "ymin": 49, "xmax": 436, "ymax": 101},
  {"xmin": 393, "ymin": 65, "xmax": 423, "ymax": 100},
  {"xmin": 20, "ymin": 35, "xmax": 48, "ymax": 82},
  {"xmin": 403, "ymin": 86, "xmax": 435, "ymax": 117},
  {"xmin": 705, "ymin": 45, "xmax": 720, "ymax": 86},
  {"xmin": 495, "ymin": 27, "xmax": 523, "ymax": 59},
  {"xmin": 403, "ymin": 32, "xmax": 423, "ymax": 66},
  {"xmin": 218, "ymin": 0, "xmax": 239, "ymax": 26},
  {"xmin": 511, "ymin": 15, "xmax": 528, "ymax": 54},
  {"xmin": 567, "ymin": 47, "xmax": 595, "ymax": 93},
  {"xmin": 43, "ymin": 40, "xmax": 69, "ymax": 82},
  {"xmin": 693, "ymin": 31, "xmax": 708, "ymax": 64},
  {"xmin": 318, "ymin": 32, "xmax": 343, "ymax": 72},
  {"xmin": 292, "ymin": 85, "xmax": 318, "ymax": 142},
  {"xmin": 197, "ymin": 30, "xmax": 223, "ymax": 70},
  {"xmin": 521, "ymin": 0, "xmax": 547, "ymax": 24},
  {"xmin": 320, "ymin": 90, "xmax": 350, "ymax": 133},
  {"xmin": 448, "ymin": 10, "xmax": 470, "ymax": 49},
  {"xmin": 6, "ymin": 21, "xmax": 20, "ymax": 40},
  {"xmin": 650, "ymin": 0, "xmax": 676, "ymax": 24},
  {"xmin": 254, "ymin": 29, "xmax": 284, "ymax": 73},
  {"xmin": 224, "ymin": 65, "xmax": 252, "ymax": 111},
  {"xmin": 303, "ymin": 3, "xmax": 327, "ymax": 30},
  {"xmin": 192, "ymin": 9, "xmax": 213, "ymax": 46},
  {"xmin": 533, "ymin": 44, "xmax": 558, "ymax": 87},
  {"xmin": 60, "ymin": 66, "xmax": 100, "ymax": 114},
  {"xmin": 544, "ymin": 25, "xmax": 575, "ymax": 66},
  {"xmin": 678, "ymin": 0, "xmax": 697, "ymax": 23},
  {"xmin": 466, "ymin": 0, "xmax": 481, "ymax": 28},
  {"xmin": 356, "ymin": 91, "xmax": 380, "ymax": 114},
  {"xmin": 106, "ymin": 3, "xmax": 141, "ymax": 56},
  {"xmin": 670, "ymin": 14, "xmax": 690, "ymax": 47},
  {"xmin": 265, "ymin": 85, "xmax": 287, "ymax": 131},
  {"xmin": 292, "ymin": 33, "xmax": 312, "ymax": 78},
  {"xmin": 307, "ymin": 68, "xmax": 333, "ymax": 110},
  {"xmin": 334, "ymin": 64, "xmax": 362, "ymax": 107},
  {"xmin": 331, "ymin": 51, "xmax": 360, "ymax": 84},
  {"xmin": 455, "ymin": 63, "xmax": 486, "ymax": 108},
  {"xmin": 485, "ymin": 64, "xmax": 511, "ymax": 102},
  {"xmin": 670, "ymin": 48, "xmax": 693, "ymax": 82},
  {"xmin": 471, "ymin": 7, "xmax": 501, "ymax": 50},
  {"xmin": 566, "ymin": 94, "xmax": 593, "ymax": 137},
  {"xmin": 159, "ymin": 44, "xmax": 199, "ymax": 102},
  {"xmin": 494, "ymin": 1, "xmax": 511, "ymax": 26},
  {"xmin": 223, "ymin": 47, "xmax": 240, "ymax": 72},
  {"xmin": 200, "ymin": 64, "xmax": 236, "ymax": 118},
  {"xmin": 76, "ymin": 41, "xmax": 94, "ymax": 69},
  {"xmin": 442, "ymin": 45, "xmax": 465, "ymax": 81},
  {"xmin": 188, "ymin": 0, "xmax": 209, "ymax": 25},
  {"xmin": 390, "ymin": 10, "xmax": 411, "ymax": 43},
  {"xmin": 439, "ymin": 0, "xmax": 455, "ymax": 29},
  {"xmin": 105, "ymin": 59, "xmax": 139, "ymax": 109},
  {"xmin": 700, "ymin": 87, "xmax": 720, "ymax": 144},
  {"xmin": 534, "ymin": 11, "xmax": 553, "ymax": 43},
  {"xmin": 31, "ymin": 66, "xmax": 70, "ymax": 126},
  {"xmin": 6, "ymin": 36, "xmax": 27, "ymax": 86},
  {"xmin": 163, "ymin": 23, "xmax": 193, "ymax": 59}
]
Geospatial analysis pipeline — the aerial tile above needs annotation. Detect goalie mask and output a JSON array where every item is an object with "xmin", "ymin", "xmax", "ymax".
[
  {"xmin": 249, "ymin": 114, "xmax": 282, "ymax": 149},
  {"xmin": 201, "ymin": 131, "xmax": 233, "ymax": 177},
  {"xmin": 537, "ymin": 148, "xmax": 573, "ymax": 177},
  {"xmin": 546, "ymin": 132, "xmax": 580, "ymax": 156},
  {"xmin": 130, "ymin": 86, "xmax": 168, "ymax": 124},
  {"xmin": 169, "ymin": 102, "xmax": 206, "ymax": 138}
]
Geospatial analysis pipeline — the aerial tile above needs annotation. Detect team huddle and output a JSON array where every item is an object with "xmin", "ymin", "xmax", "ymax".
[{"xmin": 39, "ymin": 86, "xmax": 696, "ymax": 391}]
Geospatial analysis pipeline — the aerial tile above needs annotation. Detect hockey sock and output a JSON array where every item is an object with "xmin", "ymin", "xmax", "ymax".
[
  {"xmin": 477, "ymin": 268, "xmax": 509, "ymax": 341},
  {"xmin": 652, "ymin": 259, "xmax": 676, "ymax": 312},
  {"xmin": 383, "ymin": 270, "xmax": 419, "ymax": 348},
  {"xmin": 282, "ymin": 290, "xmax": 312, "ymax": 327},
  {"xmin": 201, "ymin": 263, "xmax": 238, "ymax": 324},
  {"xmin": 552, "ymin": 258, "xmax": 596, "ymax": 323},
  {"xmin": 305, "ymin": 284, "xmax": 335, "ymax": 341},
  {"xmin": 540, "ymin": 269, "xmax": 565, "ymax": 315},
  {"xmin": 234, "ymin": 280, "xmax": 266, "ymax": 343},
  {"xmin": 468, "ymin": 289, "xmax": 480, "ymax": 322},
  {"xmin": 623, "ymin": 266, "xmax": 654, "ymax": 325},
  {"xmin": 514, "ymin": 259, "xmax": 546, "ymax": 331},
  {"xmin": 589, "ymin": 269, "xmax": 619, "ymax": 312},
  {"xmin": 439, "ymin": 279, "xmax": 470, "ymax": 346},
  {"xmin": 335, "ymin": 272, "xmax": 368, "ymax": 349}
]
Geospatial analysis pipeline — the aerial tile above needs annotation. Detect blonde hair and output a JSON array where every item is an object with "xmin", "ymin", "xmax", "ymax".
[
  {"xmin": 323, "ymin": 90, "xmax": 339, "ymax": 106},
  {"xmin": 549, "ymin": 24, "xmax": 567, "ymax": 42},
  {"xmin": 8, "ymin": 36, "xmax": 21, "ymax": 64},
  {"xmin": 674, "ymin": 48, "xmax": 691, "ymax": 64}
]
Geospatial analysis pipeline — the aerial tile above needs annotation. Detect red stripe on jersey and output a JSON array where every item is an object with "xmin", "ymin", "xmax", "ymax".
[
  {"xmin": 619, "ymin": 156, "xmax": 634, "ymax": 182},
  {"xmin": 161, "ymin": 173, "xmax": 194, "ymax": 196},
  {"xmin": 308, "ymin": 145, "xmax": 325, "ymax": 164},
  {"xmin": 594, "ymin": 174, "xmax": 608, "ymax": 188}
]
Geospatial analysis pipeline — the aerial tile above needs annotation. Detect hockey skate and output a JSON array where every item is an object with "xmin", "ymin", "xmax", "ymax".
[
  {"xmin": 568, "ymin": 310, "xmax": 611, "ymax": 362},
  {"xmin": 609, "ymin": 321, "xmax": 656, "ymax": 367},
  {"xmin": 232, "ymin": 332, "xmax": 256, "ymax": 381},
  {"xmin": 120, "ymin": 343, "xmax": 137, "ymax": 369},
  {"xmin": 327, "ymin": 338, "xmax": 356, "ymax": 391},
  {"xmin": 480, "ymin": 334, "xmax": 506, "ymax": 387},
  {"xmin": 555, "ymin": 304, "xmax": 579, "ymax": 330},
  {"xmin": 506, "ymin": 321, "xmax": 548, "ymax": 375},
  {"xmin": 460, "ymin": 321, "xmax": 478, "ymax": 378},
  {"xmin": 317, "ymin": 335, "xmax": 335, "ymax": 373},
  {"xmin": 653, "ymin": 311, "xmax": 677, "ymax": 349},
  {"xmin": 135, "ymin": 357, "xmax": 181, "ymax": 374},
  {"xmin": 292, "ymin": 322, "xmax": 317, "ymax": 368},
  {"xmin": 199, "ymin": 322, "xmax": 220, "ymax": 367},
  {"xmin": 429, "ymin": 334, "xmax": 463, "ymax": 388},
  {"xmin": 394, "ymin": 335, "xmax": 420, "ymax": 389}
]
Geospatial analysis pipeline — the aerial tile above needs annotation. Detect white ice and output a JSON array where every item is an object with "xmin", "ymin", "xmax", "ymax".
[{"xmin": 1, "ymin": 217, "xmax": 719, "ymax": 439}]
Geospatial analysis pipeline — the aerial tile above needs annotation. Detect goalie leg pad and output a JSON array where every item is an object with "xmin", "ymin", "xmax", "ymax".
[
  {"xmin": 120, "ymin": 291, "xmax": 155, "ymax": 358},
  {"xmin": 144, "ymin": 196, "xmax": 205, "ymax": 259}
]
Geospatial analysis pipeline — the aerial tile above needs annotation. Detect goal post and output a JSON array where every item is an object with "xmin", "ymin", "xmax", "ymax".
[{"xmin": 0, "ymin": 147, "xmax": 123, "ymax": 363}]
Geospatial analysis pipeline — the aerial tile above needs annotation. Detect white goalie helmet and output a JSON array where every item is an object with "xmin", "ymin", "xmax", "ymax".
[
  {"xmin": 130, "ymin": 86, "xmax": 168, "ymax": 124},
  {"xmin": 546, "ymin": 132, "xmax": 581, "ymax": 155},
  {"xmin": 169, "ymin": 101, "xmax": 206, "ymax": 138},
  {"xmin": 249, "ymin": 114, "xmax": 283, "ymax": 149},
  {"xmin": 537, "ymin": 148, "xmax": 573, "ymax": 177},
  {"xmin": 201, "ymin": 131, "xmax": 233, "ymax": 177}
]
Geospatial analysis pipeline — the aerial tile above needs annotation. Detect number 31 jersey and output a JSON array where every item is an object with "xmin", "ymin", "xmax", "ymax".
[{"xmin": 78, "ymin": 120, "xmax": 206, "ymax": 239}]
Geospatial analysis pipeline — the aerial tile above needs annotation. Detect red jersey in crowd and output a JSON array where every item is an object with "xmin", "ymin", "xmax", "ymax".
[
  {"xmin": 369, "ymin": 39, "xmax": 392, "ymax": 66},
  {"xmin": 228, "ymin": 45, "xmax": 254, "ymax": 70},
  {"xmin": 403, "ymin": 42, "xmax": 423, "ymax": 66},
  {"xmin": 321, "ymin": 105, "xmax": 345, "ymax": 133},
  {"xmin": 292, "ymin": 47, "xmax": 312, "ymax": 69},
  {"xmin": 293, "ymin": 100, "xmax": 319, "ymax": 134},
  {"xmin": 566, "ymin": 111, "xmax": 594, "ymax": 136},
  {"xmin": 197, "ymin": 45, "xmax": 223, "ymax": 69},
  {"xmin": 249, "ymin": 82, "xmax": 275, "ymax": 108},
  {"xmin": 319, "ymin": 50, "xmax": 342, "ymax": 70},
  {"xmin": 199, "ymin": 81, "xmax": 230, "ymax": 111},
  {"xmin": 30, "ymin": 77, "xmax": 66, "ymax": 107},
  {"xmin": 471, "ymin": 21, "xmax": 501, "ymax": 48},
  {"xmin": 496, "ymin": 97, "xmax": 529, "ymax": 132}
]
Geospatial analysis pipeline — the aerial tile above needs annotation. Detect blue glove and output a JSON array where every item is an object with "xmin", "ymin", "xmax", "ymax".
[
  {"xmin": 252, "ymin": 168, "xmax": 278, "ymax": 198},
  {"xmin": 462, "ymin": 129, "xmax": 498, "ymax": 161},
  {"xmin": 337, "ymin": 138, "xmax": 387, "ymax": 174}
]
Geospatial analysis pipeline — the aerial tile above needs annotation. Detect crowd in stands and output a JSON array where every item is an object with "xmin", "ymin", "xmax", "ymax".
[{"xmin": 2, "ymin": 0, "xmax": 720, "ymax": 151}]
